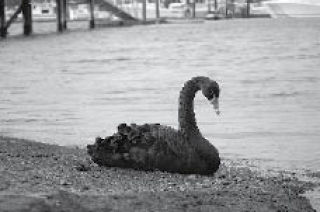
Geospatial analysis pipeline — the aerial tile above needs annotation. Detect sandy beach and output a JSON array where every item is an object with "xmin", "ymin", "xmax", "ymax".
[{"xmin": 0, "ymin": 136, "xmax": 317, "ymax": 212}]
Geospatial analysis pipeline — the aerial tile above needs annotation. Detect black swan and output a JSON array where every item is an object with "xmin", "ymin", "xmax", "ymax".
[{"xmin": 87, "ymin": 76, "xmax": 221, "ymax": 174}]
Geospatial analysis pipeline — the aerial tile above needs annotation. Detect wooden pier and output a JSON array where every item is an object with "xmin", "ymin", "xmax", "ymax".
[
  {"xmin": 0, "ymin": 0, "xmax": 7, "ymax": 37},
  {"xmin": 0, "ymin": 0, "xmax": 254, "ymax": 39},
  {"xmin": 89, "ymin": 0, "xmax": 95, "ymax": 29},
  {"xmin": 246, "ymin": 0, "xmax": 251, "ymax": 17},
  {"xmin": 22, "ymin": 0, "xmax": 32, "ymax": 35},
  {"xmin": 0, "ymin": 0, "xmax": 140, "ymax": 38}
]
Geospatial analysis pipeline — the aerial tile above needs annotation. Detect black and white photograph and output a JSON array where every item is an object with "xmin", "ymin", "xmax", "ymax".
[{"xmin": 0, "ymin": 0, "xmax": 319, "ymax": 211}]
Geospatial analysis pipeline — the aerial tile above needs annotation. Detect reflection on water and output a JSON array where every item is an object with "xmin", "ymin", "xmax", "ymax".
[{"xmin": 0, "ymin": 18, "xmax": 320, "ymax": 173}]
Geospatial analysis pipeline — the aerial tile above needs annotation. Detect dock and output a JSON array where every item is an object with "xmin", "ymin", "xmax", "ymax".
[
  {"xmin": 1, "ymin": 0, "xmax": 144, "ymax": 38},
  {"xmin": 0, "ymin": 0, "xmax": 257, "ymax": 39}
]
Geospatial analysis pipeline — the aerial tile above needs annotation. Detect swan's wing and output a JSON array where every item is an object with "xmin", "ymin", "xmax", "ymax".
[
  {"xmin": 87, "ymin": 123, "xmax": 190, "ymax": 169},
  {"xmin": 148, "ymin": 124, "xmax": 189, "ymax": 156},
  {"xmin": 87, "ymin": 123, "xmax": 214, "ymax": 173}
]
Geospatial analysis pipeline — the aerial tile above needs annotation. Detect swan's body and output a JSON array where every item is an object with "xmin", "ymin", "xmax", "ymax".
[{"xmin": 87, "ymin": 76, "xmax": 221, "ymax": 174}]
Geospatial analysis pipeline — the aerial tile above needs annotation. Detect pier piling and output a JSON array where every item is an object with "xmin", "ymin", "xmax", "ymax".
[
  {"xmin": 225, "ymin": 0, "xmax": 228, "ymax": 17},
  {"xmin": 22, "ymin": 0, "xmax": 32, "ymax": 36},
  {"xmin": 56, "ymin": 0, "xmax": 63, "ymax": 32},
  {"xmin": 0, "ymin": 0, "xmax": 6, "ymax": 38},
  {"xmin": 62, "ymin": 0, "xmax": 67, "ymax": 29},
  {"xmin": 192, "ymin": 0, "xmax": 196, "ymax": 18},
  {"xmin": 89, "ymin": 0, "xmax": 95, "ymax": 29},
  {"xmin": 155, "ymin": 0, "xmax": 160, "ymax": 20},
  {"xmin": 247, "ymin": 0, "xmax": 250, "ymax": 17},
  {"xmin": 142, "ymin": 0, "xmax": 146, "ymax": 22}
]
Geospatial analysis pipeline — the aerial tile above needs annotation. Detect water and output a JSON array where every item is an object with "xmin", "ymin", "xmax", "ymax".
[{"xmin": 0, "ymin": 19, "xmax": 319, "ymax": 174}]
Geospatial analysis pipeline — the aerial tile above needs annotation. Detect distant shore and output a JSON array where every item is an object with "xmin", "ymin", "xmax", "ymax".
[{"xmin": 0, "ymin": 135, "xmax": 316, "ymax": 211}]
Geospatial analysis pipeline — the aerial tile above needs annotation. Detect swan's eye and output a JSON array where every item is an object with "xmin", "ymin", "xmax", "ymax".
[
  {"xmin": 204, "ymin": 90, "xmax": 213, "ymax": 100},
  {"xmin": 213, "ymin": 88, "xmax": 220, "ymax": 98},
  {"xmin": 203, "ymin": 85, "xmax": 219, "ymax": 100},
  {"xmin": 211, "ymin": 90, "xmax": 219, "ymax": 99}
]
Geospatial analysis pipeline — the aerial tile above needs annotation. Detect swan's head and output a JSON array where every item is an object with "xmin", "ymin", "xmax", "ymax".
[{"xmin": 201, "ymin": 80, "xmax": 220, "ymax": 115}]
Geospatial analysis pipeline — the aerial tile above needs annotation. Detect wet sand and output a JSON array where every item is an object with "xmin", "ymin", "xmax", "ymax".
[{"xmin": 0, "ymin": 136, "xmax": 317, "ymax": 212}]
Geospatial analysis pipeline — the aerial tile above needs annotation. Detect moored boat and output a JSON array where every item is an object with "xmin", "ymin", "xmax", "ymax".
[{"xmin": 264, "ymin": 0, "xmax": 320, "ymax": 18}]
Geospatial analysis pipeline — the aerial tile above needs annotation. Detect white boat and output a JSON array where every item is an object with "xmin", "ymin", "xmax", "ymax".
[
  {"xmin": 264, "ymin": 0, "xmax": 320, "ymax": 18},
  {"xmin": 68, "ymin": 4, "xmax": 90, "ymax": 20},
  {"xmin": 250, "ymin": 2, "xmax": 271, "ymax": 17},
  {"xmin": 32, "ymin": 0, "xmax": 56, "ymax": 20}
]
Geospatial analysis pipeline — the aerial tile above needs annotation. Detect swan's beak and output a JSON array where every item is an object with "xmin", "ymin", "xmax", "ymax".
[{"xmin": 210, "ymin": 97, "xmax": 220, "ymax": 115}]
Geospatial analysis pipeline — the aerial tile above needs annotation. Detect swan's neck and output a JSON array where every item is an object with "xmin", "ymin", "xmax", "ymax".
[{"xmin": 178, "ymin": 77, "xmax": 208, "ymax": 138}]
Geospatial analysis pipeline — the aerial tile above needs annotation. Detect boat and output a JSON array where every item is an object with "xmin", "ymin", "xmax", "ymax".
[
  {"xmin": 205, "ymin": 10, "xmax": 224, "ymax": 20},
  {"xmin": 263, "ymin": 0, "xmax": 320, "ymax": 18},
  {"xmin": 68, "ymin": 3, "xmax": 114, "ymax": 21},
  {"xmin": 32, "ymin": 0, "xmax": 56, "ymax": 21},
  {"xmin": 249, "ymin": 2, "xmax": 272, "ymax": 17},
  {"xmin": 68, "ymin": 3, "xmax": 90, "ymax": 20}
]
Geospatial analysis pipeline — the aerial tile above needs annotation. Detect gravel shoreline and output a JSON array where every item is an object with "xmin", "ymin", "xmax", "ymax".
[{"xmin": 0, "ymin": 136, "xmax": 317, "ymax": 211}]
